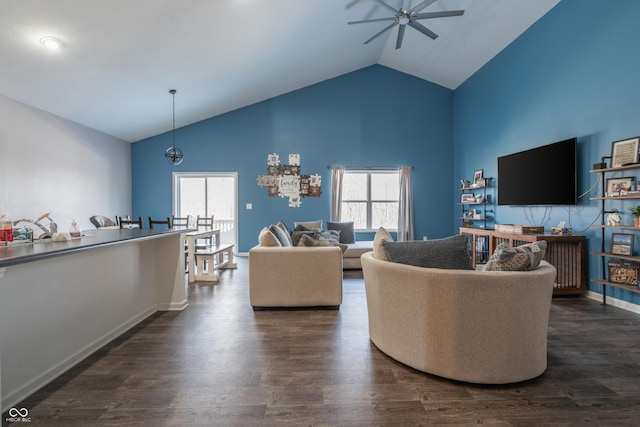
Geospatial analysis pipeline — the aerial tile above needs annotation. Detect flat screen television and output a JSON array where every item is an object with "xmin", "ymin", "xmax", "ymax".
[{"xmin": 497, "ymin": 137, "xmax": 577, "ymax": 206}]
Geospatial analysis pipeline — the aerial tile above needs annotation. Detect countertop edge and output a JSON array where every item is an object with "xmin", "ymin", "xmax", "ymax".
[{"xmin": 0, "ymin": 228, "xmax": 191, "ymax": 268}]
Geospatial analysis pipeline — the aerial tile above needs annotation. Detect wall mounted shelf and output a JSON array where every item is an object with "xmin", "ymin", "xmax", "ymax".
[{"xmin": 590, "ymin": 163, "xmax": 640, "ymax": 304}]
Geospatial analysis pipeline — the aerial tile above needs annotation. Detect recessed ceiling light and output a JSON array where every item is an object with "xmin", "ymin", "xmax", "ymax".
[{"xmin": 39, "ymin": 36, "xmax": 63, "ymax": 50}]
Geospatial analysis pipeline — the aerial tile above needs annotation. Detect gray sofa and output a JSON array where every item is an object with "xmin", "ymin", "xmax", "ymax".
[
  {"xmin": 361, "ymin": 251, "xmax": 557, "ymax": 384},
  {"xmin": 342, "ymin": 240, "xmax": 373, "ymax": 269}
]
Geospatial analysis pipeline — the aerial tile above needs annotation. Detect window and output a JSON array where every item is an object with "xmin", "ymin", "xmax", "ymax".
[{"xmin": 341, "ymin": 170, "xmax": 399, "ymax": 231}]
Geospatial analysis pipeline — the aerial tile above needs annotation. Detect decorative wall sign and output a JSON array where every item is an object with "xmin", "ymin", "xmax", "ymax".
[{"xmin": 257, "ymin": 153, "xmax": 322, "ymax": 207}]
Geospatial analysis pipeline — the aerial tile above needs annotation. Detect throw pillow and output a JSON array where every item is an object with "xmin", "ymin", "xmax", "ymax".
[
  {"xmin": 383, "ymin": 234, "xmax": 473, "ymax": 270},
  {"xmin": 258, "ymin": 227, "xmax": 282, "ymax": 247},
  {"xmin": 373, "ymin": 227, "xmax": 393, "ymax": 261},
  {"xmin": 484, "ymin": 241, "xmax": 548, "ymax": 271},
  {"xmin": 297, "ymin": 233, "xmax": 348, "ymax": 253},
  {"xmin": 315, "ymin": 228, "xmax": 341, "ymax": 244},
  {"xmin": 517, "ymin": 241, "xmax": 547, "ymax": 269},
  {"xmin": 277, "ymin": 220, "xmax": 291, "ymax": 238},
  {"xmin": 269, "ymin": 224, "xmax": 292, "ymax": 247},
  {"xmin": 294, "ymin": 220, "xmax": 323, "ymax": 230},
  {"xmin": 327, "ymin": 221, "xmax": 356, "ymax": 244},
  {"xmin": 291, "ymin": 229, "xmax": 317, "ymax": 246}
]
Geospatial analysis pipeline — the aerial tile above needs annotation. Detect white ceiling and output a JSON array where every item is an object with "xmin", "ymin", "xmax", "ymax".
[{"xmin": 0, "ymin": 0, "xmax": 560, "ymax": 142}]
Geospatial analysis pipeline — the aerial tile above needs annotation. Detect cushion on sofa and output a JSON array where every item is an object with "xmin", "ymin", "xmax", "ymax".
[
  {"xmin": 291, "ymin": 229, "xmax": 316, "ymax": 246},
  {"xmin": 259, "ymin": 227, "xmax": 282, "ymax": 247},
  {"xmin": 269, "ymin": 224, "xmax": 292, "ymax": 247},
  {"xmin": 383, "ymin": 234, "xmax": 473, "ymax": 270},
  {"xmin": 344, "ymin": 241, "xmax": 375, "ymax": 257},
  {"xmin": 277, "ymin": 220, "xmax": 292, "ymax": 238},
  {"xmin": 327, "ymin": 221, "xmax": 356, "ymax": 244},
  {"xmin": 484, "ymin": 241, "xmax": 548, "ymax": 271},
  {"xmin": 294, "ymin": 220, "xmax": 323, "ymax": 230},
  {"xmin": 315, "ymin": 229, "xmax": 341, "ymax": 244},
  {"xmin": 298, "ymin": 234, "xmax": 348, "ymax": 253},
  {"xmin": 373, "ymin": 227, "xmax": 393, "ymax": 261}
]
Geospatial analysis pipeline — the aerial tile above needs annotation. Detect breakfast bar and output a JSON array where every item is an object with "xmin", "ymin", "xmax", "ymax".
[{"xmin": 0, "ymin": 228, "xmax": 188, "ymax": 411}]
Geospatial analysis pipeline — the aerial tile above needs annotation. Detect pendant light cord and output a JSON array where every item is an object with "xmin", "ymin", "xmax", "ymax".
[{"xmin": 170, "ymin": 89, "xmax": 177, "ymax": 150}]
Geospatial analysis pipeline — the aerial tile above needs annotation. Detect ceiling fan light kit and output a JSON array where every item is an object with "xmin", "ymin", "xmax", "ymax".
[{"xmin": 349, "ymin": 0, "xmax": 464, "ymax": 49}]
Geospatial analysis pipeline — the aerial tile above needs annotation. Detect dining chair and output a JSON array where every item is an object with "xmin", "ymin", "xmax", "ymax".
[
  {"xmin": 148, "ymin": 216, "xmax": 171, "ymax": 229},
  {"xmin": 118, "ymin": 216, "xmax": 143, "ymax": 229},
  {"xmin": 172, "ymin": 215, "xmax": 191, "ymax": 273},
  {"xmin": 196, "ymin": 215, "xmax": 215, "ymax": 250},
  {"xmin": 196, "ymin": 215, "xmax": 214, "ymax": 230},
  {"xmin": 171, "ymin": 215, "xmax": 189, "ymax": 229}
]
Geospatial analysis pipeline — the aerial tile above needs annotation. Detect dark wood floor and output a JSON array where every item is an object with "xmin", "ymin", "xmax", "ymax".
[{"xmin": 6, "ymin": 257, "xmax": 640, "ymax": 426}]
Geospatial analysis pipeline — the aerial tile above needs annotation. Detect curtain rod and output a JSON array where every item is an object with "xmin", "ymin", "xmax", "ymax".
[{"xmin": 326, "ymin": 165, "xmax": 413, "ymax": 170}]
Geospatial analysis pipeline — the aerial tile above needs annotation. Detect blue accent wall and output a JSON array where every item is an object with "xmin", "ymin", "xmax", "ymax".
[
  {"xmin": 132, "ymin": 65, "xmax": 454, "ymax": 252},
  {"xmin": 132, "ymin": 0, "xmax": 640, "ymax": 306},
  {"xmin": 454, "ymin": 0, "xmax": 640, "ymax": 304}
]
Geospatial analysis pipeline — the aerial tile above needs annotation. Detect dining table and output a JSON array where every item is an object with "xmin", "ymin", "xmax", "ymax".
[{"xmin": 184, "ymin": 228, "xmax": 221, "ymax": 283}]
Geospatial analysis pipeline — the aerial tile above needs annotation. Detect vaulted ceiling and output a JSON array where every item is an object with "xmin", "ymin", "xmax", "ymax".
[{"xmin": 0, "ymin": 0, "xmax": 559, "ymax": 142}]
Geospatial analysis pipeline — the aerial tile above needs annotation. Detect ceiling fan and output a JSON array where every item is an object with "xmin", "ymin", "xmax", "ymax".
[{"xmin": 348, "ymin": 0, "xmax": 464, "ymax": 49}]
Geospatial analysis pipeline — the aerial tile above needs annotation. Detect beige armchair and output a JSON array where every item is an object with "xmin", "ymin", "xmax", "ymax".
[{"xmin": 362, "ymin": 252, "xmax": 556, "ymax": 384}]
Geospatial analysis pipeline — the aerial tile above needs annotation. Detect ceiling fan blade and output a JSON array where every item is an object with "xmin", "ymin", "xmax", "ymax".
[
  {"xmin": 413, "ymin": 10, "xmax": 465, "ymax": 20},
  {"xmin": 401, "ymin": 0, "xmax": 411, "ymax": 11},
  {"xmin": 409, "ymin": 0, "xmax": 437, "ymax": 13},
  {"xmin": 396, "ymin": 24, "xmax": 406, "ymax": 49},
  {"xmin": 408, "ymin": 21, "xmax": 438, "ymax": 40},
  {"xmin": 372, "ymin": 0, "xmax": 400, "ymax": 14},
  {"xmin": 344, "ymin": 0, "xmax": 364, "ymax": 9},
  {"xmin": 364, "ymin": 22, "xmax": 397, "ymax": 44},
  {"xmin": 348, "ymin": 17, "xmax": 396, "ymax": 25}
]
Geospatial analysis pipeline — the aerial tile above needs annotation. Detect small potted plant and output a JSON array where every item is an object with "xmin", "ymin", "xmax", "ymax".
[{"xmin": 629, "ymin": 206, "xmax": 640, "ymax": 227}]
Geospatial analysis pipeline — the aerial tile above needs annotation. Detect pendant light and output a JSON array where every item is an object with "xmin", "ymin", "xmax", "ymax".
[{"xmin": 164, "ymin": 89, "xmax": 184, "ymax": 165}]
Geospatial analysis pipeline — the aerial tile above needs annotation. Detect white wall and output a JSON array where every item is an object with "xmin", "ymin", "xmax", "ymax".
[{"xmin": 0, "ymin": 94, "xmax": 131, "ymax": 232}]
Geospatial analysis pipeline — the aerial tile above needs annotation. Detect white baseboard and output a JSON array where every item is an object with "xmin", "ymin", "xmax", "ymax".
[
  {"xmin": 158, "ymin": 300, "xmax": 188, "ymax": 311},
  {"xmin": 585, "ymin": 291, "xmax": 640, "ymax": 314},
  {"xmin": 2, "ymin": 306, "xmax": 158, "ymax": 412}
]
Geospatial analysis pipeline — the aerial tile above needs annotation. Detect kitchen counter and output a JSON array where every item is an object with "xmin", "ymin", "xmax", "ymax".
[{"xmin": 1, "ymin": 227, "xmax": 188, "ymax": 411}]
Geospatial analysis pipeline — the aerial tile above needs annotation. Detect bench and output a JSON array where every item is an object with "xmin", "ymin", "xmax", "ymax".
[{"xmin": 193, "ymin": 243, "xmax": 237, "ymax": 282}]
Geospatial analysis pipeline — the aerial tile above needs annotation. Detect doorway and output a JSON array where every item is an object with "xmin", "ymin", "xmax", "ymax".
[{"xmin": 173, "ymin": 172, "xmax": 238, "ymax": 248}]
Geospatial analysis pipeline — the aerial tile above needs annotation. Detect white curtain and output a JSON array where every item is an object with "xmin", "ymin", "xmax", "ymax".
[
  {"xmin": 398, "ymin": 166, "xmax": 414, "ymax": 241},
  {"xmin": 330, "ymin": 167, "xmax": 344, "ymax": 222}
]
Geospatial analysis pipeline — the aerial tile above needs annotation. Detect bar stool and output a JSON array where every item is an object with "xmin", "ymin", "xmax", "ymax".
[
  {"xmin": 118, "ymin": 216, "xmax": 143, "ymax": 229},
  {"xmin": 149, "ymin": 216, "xmax": 171, "ymax": 229}
]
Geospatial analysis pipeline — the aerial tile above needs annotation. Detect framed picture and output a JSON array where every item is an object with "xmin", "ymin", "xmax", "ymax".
[
  {"xmin": 267, "ymin": 165, "xmax": 279, "ymax": 175},
  {"xmin": 606, "ymin": 176, "xmax": 635, "ymax": 196},
  {"xmin": 461, "ymin": 194, "xmax": 476, "ymax": 203},
  {"xmin": 300, "ymin": 175, "xmax": 310, "ymax": 196},
  {"xmin": 611, "ymin": 137, "xmax": 640, "ymax": 168},
  {"xmin": 473, "ymin": 169, "xmax": 484, "ymax": 187},
  {"xmin": 608, "ymin": 259, "xmax": 640, "ymax": 286},
  {"xmin": 611, "ymin": 233, "xmax": 634, "ymax": 256}
]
